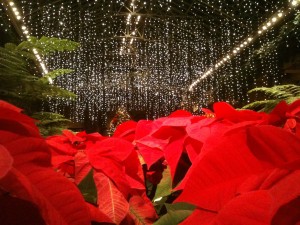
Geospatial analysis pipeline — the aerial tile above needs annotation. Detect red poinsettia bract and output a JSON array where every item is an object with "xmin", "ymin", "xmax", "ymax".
[
  {"xmin": 176, "ymin": 123, "xmax": 300, "ymax": 225},
  {"xmin": 0, "ymin": 100, "xmax": 90, "ymax": 225},
  {"xmin": 46, "ymin": 127, "xmax": 157, "ymax": 224}
]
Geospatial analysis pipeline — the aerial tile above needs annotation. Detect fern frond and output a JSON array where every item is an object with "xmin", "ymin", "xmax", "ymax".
[
  {"xmin": 244, "ymin": 84, "xmax": 300, "ymax": 112},
  {"xmin": 32, "ymin": 112, "xmax": 72, "ymax": 136},
  {"xmin": 242, "ymin": 99, "xmax": 278, "ymax": 109},
  {"xmin": 248, "ymin": 87, "xmax": 289, "ymax": 99},
  {"xmin": 40, "ymin": 69, "xmax": 74, "ymax": 83},
  {"xmin": 18, "ymin": 36, "xmax": 80, "ymax": 56}
]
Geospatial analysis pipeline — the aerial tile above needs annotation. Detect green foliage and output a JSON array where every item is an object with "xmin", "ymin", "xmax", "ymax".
[
  {"xmin": 78, "ymin": 169, "xmax": 98, "ymax": 205},
  {"xmin": 153, "ymin": 203, "xmax": 195, "ymax": 225},
  {"xmin": 153, "ymin": 166, "xmax": 172, "ymax": 203},
  {"xmin": 40, "ymin": 69, "xmax": 74, "ymax": 83},
  {"xmin": 18, "ymin": 36, "xmax": 80, "ymax": 55},
  {"xmin": 31, "ymin": 112, "xmax": 71, "ymax": 136},
  {"xmin": 242, "ymin": 84, "xmax": 300, "ymax": 112},
  {"xmin": 0, "ymin": 36, "xmax": 78, "ymax": 114}
]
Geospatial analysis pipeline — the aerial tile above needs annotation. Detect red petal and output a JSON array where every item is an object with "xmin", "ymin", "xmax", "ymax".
[
  {"xmin": 128, "ymin": 195, "xmax": 158, "ymax": 224},
  {"xmin": 213, "ymin": 102, "xmax": 269, "ymax": 123},
  {"xmin": 284, "ymin": 118, "xmax": 297, "ymax": 130},
  {"xmin": 0, "ymin": 101, "xmax": 39, "ymax": 137},
  {"xmin": 186, "ymin": 118, "xmax": 230, "ymax": 144},
  {"xmin": 76, "ymin": 131, "xmax": 106, "ymax": 142},
  {"xmin": 2, "ymin": 167, "xmax": 90, "ymax": 225},
  {"xmin": 153, "ymin": 126, "xmax": 185, "ymax": 141},
  {"xmin": 51, "ymin": 155, "xmax": 73, "ymax": 168},
  {"xmin": 136, "ymin": 142, "xmax": 164, "ymax": 168},
  {"xmin": 62, "ymin": 130, "xmax": 85, "ymax": 144},
  {"xmin": 179, "ymin": 209, "xmax": 216, "ymax": 225},
  {"xmin": 113, "ymin": 120, "xmax": 137, "ymax": 141},
  {"xmin": 135, "ymin": 120, "xmax": 154, "ymax": 140},
  {"xmin": 214, "ymin": 170, "xmax": 300, "ymax": 225},
  {"xmin": 0, "ymin": 100, "xmax": 22, "ymax": 113},
  {"xmin": 86, "ymin": 202, "xmax": 113, "ymax": 224},
  {"xmin": 288, "ymin": 99, "xmax": 300, "ymax": 116},
  {"xmin": 164, "ymin": 136, "xmax": 185, "ymax": 179},
  {"xmin": 247, "ymin": 125, "xmax": 300, "ymax": 169},
  {"xmin": 0, "ymin": 132, "xmax": 51, "ymax": 167},
  {"xmin": 0, "ymin": 130, "xmax": 90, "ymax": 225},
  {"xmin": 0, "ymin": 145, "xmax": 13, "ymax": 179},
  {"xmin": 93, "ymin": 171, "xmax": 129, "ymax": 224},
  {"xmin": 46, "ymin": 136, "xmax": 78, "ymax": 156},
  {"xmin": 88, "ymin": 138, "xmax": 134, "ymax": 163},
  {"xmin": 168, "ymin": 110, "xmax": 192, "ymax": 117},
  {"xmin": 176, "ymin": 129, "xmax": 264, "ymax": 211},
  {"xmin": 74, "ymin": 151, "xmax": 92, "ymax": 184},
  {"xmin": 123, "ymin": 151, "xmax": 145, "ymax": 190},
  {"xmin": 184, "ymin": 137, "xmax": 203, "ymax": 163},
  {"xmin": 269, "ymin": 100, "xmax": 289, "ymax": 125}
]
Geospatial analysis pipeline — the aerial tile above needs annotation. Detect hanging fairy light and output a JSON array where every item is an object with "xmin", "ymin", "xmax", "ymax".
[
  {"xmin": 3, "ymin": 0, "xmax": 50, "ymax": 82},
  {"xmin": 6, "ymin": 0, "xmax": 293, "ymax": 128},
  {"xmin": 188, "ymin": 5, "xmax": 295, "ymax": 92}
]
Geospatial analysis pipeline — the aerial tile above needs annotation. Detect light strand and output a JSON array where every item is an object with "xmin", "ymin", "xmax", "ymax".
[{"xmin": 189, "ymin": 0, "xmax": 299, "ymax": 91}]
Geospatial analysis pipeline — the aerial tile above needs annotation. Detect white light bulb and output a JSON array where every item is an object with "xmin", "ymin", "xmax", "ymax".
[
  {"xmin": 48, "ymin": 77, "xmax": 53, "ymax": 84},
  {"xmin": 292, "ymin": 0, "xmax": 298, "ymax": 6}
]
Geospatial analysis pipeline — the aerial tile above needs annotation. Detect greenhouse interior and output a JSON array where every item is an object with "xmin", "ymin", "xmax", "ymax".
[{"xmin": 1, "ymin": 0, "xmax": 300, "ymax": 224}]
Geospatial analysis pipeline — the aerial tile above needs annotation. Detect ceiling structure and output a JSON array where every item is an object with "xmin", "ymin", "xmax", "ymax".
[{"xmin": 1, "ymin": 0, "xmax": 299, "ymax": 131}]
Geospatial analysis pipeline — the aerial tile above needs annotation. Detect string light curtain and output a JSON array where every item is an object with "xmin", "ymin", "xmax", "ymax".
[{"xmin": 11, "ymin": 0, "xmax": 291, "ymax": 129}]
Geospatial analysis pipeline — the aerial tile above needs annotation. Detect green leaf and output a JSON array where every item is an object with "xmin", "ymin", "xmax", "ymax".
[
  {"xmin": 153, "ymin": 165, "xmax": 172, "ymax": 203},
  {"xmin": 78, "ymin": 169, "xmax": 97, "ymax": 205},
  {"xmin": 40, "ymin": 69, "xmax": 73, "ymax": 83},
  {"xmin": 243, "ymin": 84, "xmax": 300, "ymax": 112},
  {"xmin": 153, "ymin": 202, "xmax": 195, "ymax": 225},
  {"xmin": 165, "ymin": 202, "xmax": 195, "ymax": 211}
]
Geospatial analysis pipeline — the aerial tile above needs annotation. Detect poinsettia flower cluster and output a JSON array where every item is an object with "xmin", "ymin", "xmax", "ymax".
[
  {"xmin": 1, "ymin": 99, "xmax": 300, "ymax": 225},
  {"xmin": 103, "ymin": 100, "xmax": 300, "ymax": 224},
  {"xmin": 0, "ymin": 100, "xmax": 90, "ymax": 225},
  {"xmin": 46, "ymin": 127, "xmax": 157, "ymax": 224}
]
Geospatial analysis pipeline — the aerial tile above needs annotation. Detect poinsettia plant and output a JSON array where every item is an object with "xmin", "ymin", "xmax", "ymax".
[{"xmin": 1, "ymin": 98, "xmax": 300, "ymax": 225}]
